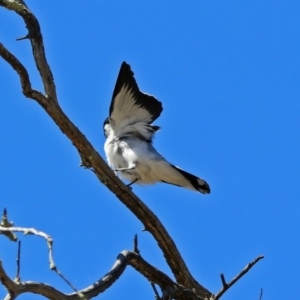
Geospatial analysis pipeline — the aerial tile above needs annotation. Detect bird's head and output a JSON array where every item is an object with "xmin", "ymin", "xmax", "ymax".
[{"xmin": 103, "ymin": 117, "xmax": 111, "ymax": 138}]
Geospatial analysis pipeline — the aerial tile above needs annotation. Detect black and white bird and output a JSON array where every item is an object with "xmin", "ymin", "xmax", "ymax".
[{"xmin": 103, "ymin": 62, "xmax": 210, "ymax": 194}]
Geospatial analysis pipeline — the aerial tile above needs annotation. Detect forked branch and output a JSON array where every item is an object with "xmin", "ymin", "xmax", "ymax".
[
  {"xmin": 214, "ymin": 255, "xmax": 264, "ymax": 300},
  {"xmin": 0, "ymin": 224, "xmax": 204, "ymax": 300}
]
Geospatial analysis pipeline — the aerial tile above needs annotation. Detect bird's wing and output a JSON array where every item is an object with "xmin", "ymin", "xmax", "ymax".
[{"xmin": 109, "ymin": 62, "xmax": 163, "ymax": 139}]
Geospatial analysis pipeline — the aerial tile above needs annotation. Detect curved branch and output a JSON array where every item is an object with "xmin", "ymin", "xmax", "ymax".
[
  {"xmin": 0, "ymin": 0, "xmax": 57, "ymax": 102},
  {"xmin": 0, "ymin": 260, "xmax": 19, "ymax": 297},
  {"xmin": 18, "ymin": 282, "xmax": 69, "ymax": 300},
  {"xmin": 0, "ymin": 3, "xmax": 211, "ymax": 298},
  {"xmin": 0, "ymin": 226, "xmax": 55, "ymax": 268},
  {"xmin": 0, "ymin": 260, "xmax": 68, "ymax": 300},
  {"xmin": 70, "ymin": 250, "xmax": 205, "ymax": 300},
  {"xmin": 1, "ymin": 247, "xmax": 205, "ymax": 300},
  {"xmin": 0, "ymin": 223, "xmax": 207, "ymax": 299}
]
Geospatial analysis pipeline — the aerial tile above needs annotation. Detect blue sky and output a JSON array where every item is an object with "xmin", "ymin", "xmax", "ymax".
[{"xmin": 0, "ymin": 1, "xmax": 299, "ymax": 299}]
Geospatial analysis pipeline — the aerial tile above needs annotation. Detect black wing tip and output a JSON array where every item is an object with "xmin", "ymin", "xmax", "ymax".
[
  {"xmin": 121, "ymin": 61, "xmax": 130, "ymax": 68},
  {"xmin": 110, "ymin": 61, "xmax": 163, "ymax": 122},
  {"xmin": 120, "ymin": 61, "xmax": 133, "ymax": 76}
]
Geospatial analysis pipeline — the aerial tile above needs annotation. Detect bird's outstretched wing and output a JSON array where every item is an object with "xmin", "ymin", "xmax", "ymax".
[{"xmin": 109, "ymin": 62, "xmax": 163, "ymax": 139}]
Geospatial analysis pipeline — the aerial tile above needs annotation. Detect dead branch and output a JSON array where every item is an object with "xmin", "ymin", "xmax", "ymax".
[
  {"xmin": 0, "ymin": 260, "xmax": 69, "ymax": 300},
  {"xmin": 0, "ymin": 0, "xmax": 57, "ymax": 101},
  {"xmin": 0, "ymin": 226, "xmax": 55, "ymax": 267},
  {"xmin": 0, "ymin": 222, "xmax": 88, "ymax": 298},
  {"xmin": 0, "ymin": 245, "xmax": 205, "ymax": 300},
  {"xmin": 213, "ymin": 255, "xmax": 264, "ymax": 300},
  {"xmin": 259, "ymin": 288, "xmax": 263, "ymax": 300},
  {"xmin": 2, "ymin": 222, "xmax": 263, "ymax": 299}
]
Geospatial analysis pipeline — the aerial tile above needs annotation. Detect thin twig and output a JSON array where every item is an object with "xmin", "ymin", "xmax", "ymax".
[
  {"xmin": 214, "ymin": 255, "xmax": 264, "ymax": 300},
  {"xmin": 220, "ymin": 273, "xmax": 227, "ymax": 288},
  {"xmin": 150, "ymin": 281, "xmax": 161, "ymax": 299},
  {"xmin": 53, "ymin": 267, "xmax": 86, "ymax": 299},
  {"xmin": 15, "ymin": 241, "xmax": 21, "ymax": 283},
  {"xmin": 259, "ymin": 288, "xmax": 263, "ymax": 300},
  {"xmin": 16, "ymin": 34, "xmax": 29, "ymax": 41},
  {"xmin": 133, "ymin": 234, "xmax": 140, "ymax": 254}
]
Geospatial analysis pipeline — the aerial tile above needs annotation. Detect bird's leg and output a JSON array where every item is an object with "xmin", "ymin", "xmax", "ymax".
[
  {"xmin": 113, "ymin": 163, "xmax": 136, "ymax": 172},
  {"xmin": 113, "ymin": 163, "xmax": 138, "ymax": 188},
  {"xmin": 127, "ymin": 178, "xmax": 139, "ymax": 187}
]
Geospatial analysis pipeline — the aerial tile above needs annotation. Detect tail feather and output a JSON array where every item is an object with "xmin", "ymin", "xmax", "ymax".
[{"xmin": 169, "ymin": 165, "xmax": 210, "ymax": 194}]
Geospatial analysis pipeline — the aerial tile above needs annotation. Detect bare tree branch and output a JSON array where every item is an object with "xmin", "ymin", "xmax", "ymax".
[
  {"xmin": 1, "ymin": 222, "xmax": 208, "ymax": 299},
  {"xmin": 0, "ymin": 0, "xmax": 57, "ymax": 101},
  {"xmin": 0, "ymin": 224, "xmax": 87, "ymax": 298},
  {"xmin": 0, "ymin": 226, "xmax": 55, "ymax": 267},
  {"xmin": 214, "ymin": 255, "xmax": 264, "ymax": 300},
  {"xmin": 0, "ymin": 260, "xmax": 70, "ymax": 300},
  {"xmin": 0, "ymin": 258, "xmax": 68, "ymax": 300},
  {"xmin": 73, "ymin": 250, "xmax": 205, "ymax": 300},
  {"xmin": 0, "ymin": 260, "xmax": 19, "ymax": 298},
  {"xmin": 259, "ymin": 288, "xmax": 263, "ymax": 300},
  {"xmin": 0, "ymin": 245, "xmax": 205, "ymax": 300},
  {"xmin": 7, "ymin": 220, "xmax": 265, "ymax": 299},
  {"xmin": 0, "ymin": 2, "xmax": 211, "ymax": 297}
]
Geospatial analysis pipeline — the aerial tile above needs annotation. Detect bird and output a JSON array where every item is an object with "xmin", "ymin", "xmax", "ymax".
[{"xmin": 103, "ymin": 61, "xmax": 210, "ymax": 194}]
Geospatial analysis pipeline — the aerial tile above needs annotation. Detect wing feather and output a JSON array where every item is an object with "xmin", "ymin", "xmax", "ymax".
[{"xmin": 109, "ymin": 62, "xmax": 163, "ymax": 137}]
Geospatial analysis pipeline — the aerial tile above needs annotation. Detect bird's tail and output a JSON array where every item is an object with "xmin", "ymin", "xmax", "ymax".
[{"xmin": 161, "ymin": 164, "xmax": 210, "ymax": 194}]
